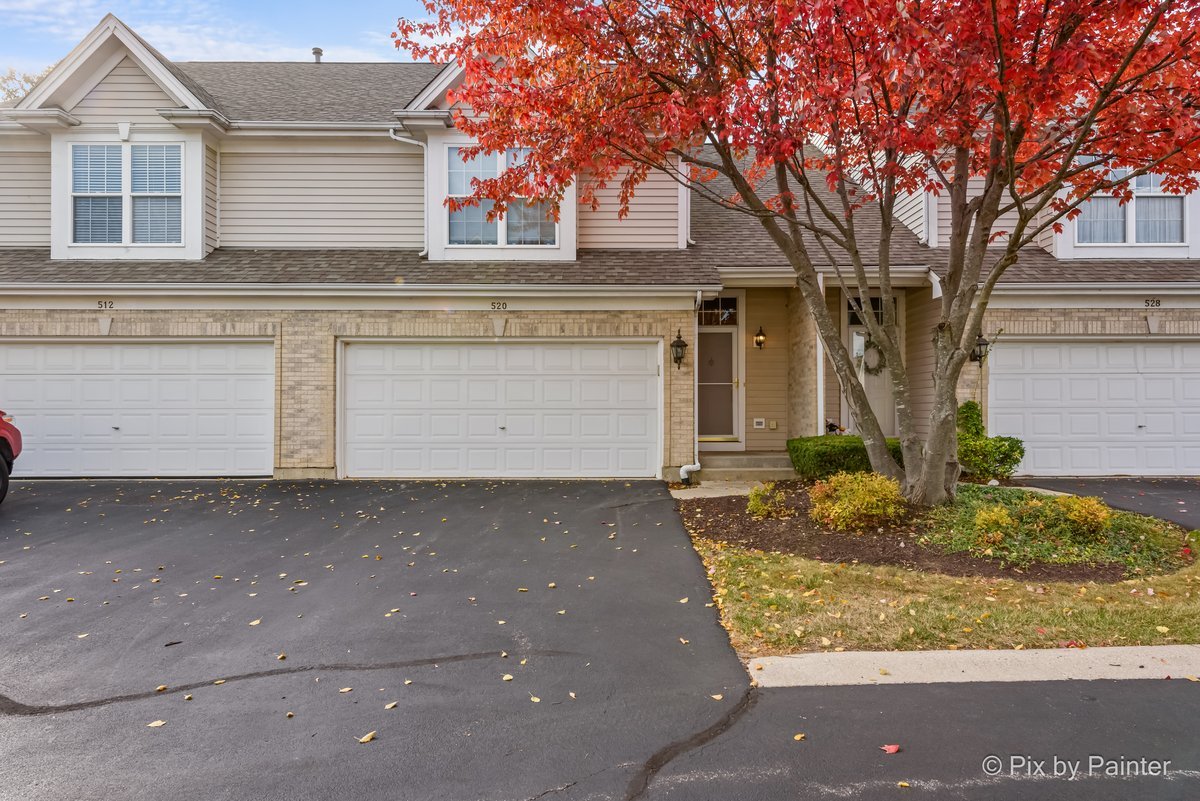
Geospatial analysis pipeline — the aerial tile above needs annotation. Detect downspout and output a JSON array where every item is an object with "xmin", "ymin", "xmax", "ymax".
[
  {"xmin": 389, "ymin": 128, "xmax": 428, "ymax": 257},
  {"xmin": 679, "ymin": 289, "xmax": 703, "ymax": 483}
]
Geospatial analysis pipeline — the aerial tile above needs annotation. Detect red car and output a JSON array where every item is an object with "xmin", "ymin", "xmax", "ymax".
[{"xmin": 0, "ymin": 410, "xmax": 21, "ymax": 506}]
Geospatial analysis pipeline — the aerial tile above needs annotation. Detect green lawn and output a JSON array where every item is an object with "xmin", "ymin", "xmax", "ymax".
[{"xmin": 695, "ymin": 538, "xmax": 1200, "ymax": 655}]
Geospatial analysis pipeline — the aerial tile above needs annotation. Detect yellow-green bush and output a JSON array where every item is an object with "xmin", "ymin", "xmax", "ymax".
[
  {"xmin": 1055, "ymin": 495, "xmax": 1111, "ymax": 538},
  {"xmin": 809, "ymin": 472, "xmax": 906, "ymax": 532},
  {"xmin": 746, "ymin": 482, "xmax": 788, "ymax": 519},
  {"xmin": 973, "ymin": 504, "xmax": 1014, "ymax": 547}
]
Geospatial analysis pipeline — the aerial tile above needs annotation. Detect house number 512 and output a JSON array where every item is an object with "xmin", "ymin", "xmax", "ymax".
[
  {"xmin": 1144, "ymin": 298, "xmax": 1161, "ymax": 308},
  {"xmin": 97, "ymin": 300, "xmax": 114, "ymax": 309}
]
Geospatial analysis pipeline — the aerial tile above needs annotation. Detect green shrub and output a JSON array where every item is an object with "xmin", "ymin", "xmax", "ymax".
[
  {"xmin": 956, "ymin": 401, "xmax": 1025, "ymax": 480},
  {"xmin": 923, "ymin": 484, "xmax": 1186, "ymax": 575},
  {"xmin": 957, "ymin": 400, "xmax": 985, "ymax": 438},
  {"xmin": 788, "ymin": 435, "xmax": 904, "ymax": 481},
  {"xmin": 958, "ymin": 434, "xmax": 1026, "ymax": 480},
  {"xmin": 809, "ymin": 472, "xmax": 906, "ymax": 532},
  {"xmin": 746, "ymin": 482, "xmax": 788, "ymax": 519}
]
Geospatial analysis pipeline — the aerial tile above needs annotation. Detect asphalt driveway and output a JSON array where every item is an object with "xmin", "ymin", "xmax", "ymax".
[
  {"xmin": 0, "ymin": 479, "xmax": 746, "ymax": 801},
  {"xmin": 1019, "ymin": 477, "xmax": 1200, "ymax": 530}
]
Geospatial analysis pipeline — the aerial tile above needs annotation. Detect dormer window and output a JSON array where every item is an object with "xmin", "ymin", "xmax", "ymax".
[
  {"xmin": 446, "ymin": 146, "xmax": 556, "ymax": 247},
  {"xmin": 71, "ymin": 142, "xmax": 182, "ymax": 245},
  {"xmin": 1076, "ymin": 171, "xmax": 1185, "ymax": 245}
]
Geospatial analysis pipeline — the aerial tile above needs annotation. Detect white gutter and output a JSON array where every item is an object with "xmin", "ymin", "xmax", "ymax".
[
  {"xmin": 679, "ymin": 289, "xmax": 703, "ymax": 484},
  {"xmin": 0, "ymin": 282, "xmax": 721, "ymax": 298},
  {"xmin": 389, "ymin": 128, "xmax": 429, "ymax": 257}
]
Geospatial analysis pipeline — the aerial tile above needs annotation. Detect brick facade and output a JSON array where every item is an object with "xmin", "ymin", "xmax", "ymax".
[{"xmin": 0, "ymin": 307, "xmax": 695, "ymax": 478}]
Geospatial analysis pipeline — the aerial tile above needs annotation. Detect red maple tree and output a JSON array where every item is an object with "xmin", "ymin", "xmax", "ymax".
[{"xmin": 396, "ymin": 0, "xmax": 1200, "ymax": 504}]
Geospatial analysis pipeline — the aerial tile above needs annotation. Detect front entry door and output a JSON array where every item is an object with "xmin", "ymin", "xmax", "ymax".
[
  {"xmin": 848, "ymin": 325, "xmax": 897, "ymax": 437},
  {"xmin": 698, "ymin": 330, "xmax": 739, "ymax": 441}
]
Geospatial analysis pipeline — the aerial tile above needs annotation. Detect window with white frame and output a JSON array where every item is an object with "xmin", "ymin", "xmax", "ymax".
[
  {"xmin": 71, "ymin": 143, "xmax": 183, "ymax": 245},
  {"xmin": 447, "ymin": 146, "xmax": 556, "ymax": 247},
  {"xmin": 1077, "ymin": 171, "xmax": 1185, "ymax": 245}
]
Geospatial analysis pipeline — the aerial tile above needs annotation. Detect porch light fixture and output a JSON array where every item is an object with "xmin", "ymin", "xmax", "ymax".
[
  {"xmin": 753, "ymin": 327, "xmax": 766, "ymax": 349},
  {"xmin": 969, "ymin": 334, "xmax": 991, "ymax": 364},
  {"xmin": 670, "ymin": 330, "xmax": 688, "ymax": 369}
]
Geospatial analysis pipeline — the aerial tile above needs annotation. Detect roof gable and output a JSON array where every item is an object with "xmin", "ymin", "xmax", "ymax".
[{"xmin": 15, "ymin": 14, "xmax": 208, "ymax": 114}]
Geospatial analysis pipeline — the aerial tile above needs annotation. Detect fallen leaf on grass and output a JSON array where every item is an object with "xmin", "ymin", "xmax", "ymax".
[
  {"xmin": 1156, "ymin": 626, "xmax": 1170, "ymax": 634},
  {"xmin": 147, "ymin": 720, "xmax": 166, "ymax": 728},
  {"xmin": 357, "ymin": 731, "xmax": 377, "ymax": 744}
]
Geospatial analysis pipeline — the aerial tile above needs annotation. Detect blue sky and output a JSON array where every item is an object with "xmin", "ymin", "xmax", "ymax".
[{"xmin": 0, "ymin": 0, "xmax": 432, "ymax": 73}]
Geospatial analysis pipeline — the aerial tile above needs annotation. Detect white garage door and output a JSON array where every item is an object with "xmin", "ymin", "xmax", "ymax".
[
  {"xmin": 0, "ymin": 342, "xmax": 275, "ymax": 477},
  {"xmin": 342, "ymin": 341, "xmax": 661, "ymax": 478},
  {"xmin": 989, "ymin": 340, "xmax": 1200, "ymax": 476}
]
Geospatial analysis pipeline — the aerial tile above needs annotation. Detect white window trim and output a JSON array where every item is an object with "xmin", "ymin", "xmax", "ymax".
[
  {"xmin": 69, "ymin": 143, "xmax": 185, "ymax": 248},
  {"xmin": 444, "ymin": 145, "xmax": 559, "ymax": 250},
  {"xmin": 1056, "ymin": 182, "xmax": 1200, "ymax": 260},
  {"xmin": 425, "ymin": 132, "xmax": 577, "ymax": 261},
  {"xmin": 51, "ymin": 130, "xmax": 205, "ymax": 261}
]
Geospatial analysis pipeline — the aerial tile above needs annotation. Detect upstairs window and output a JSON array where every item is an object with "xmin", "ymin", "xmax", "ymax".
[
  {"xmin": 71, "ymin": 143, "xmax": 183, "ymax": 245},
  {"xmin": 447, "ymin": 146, "xmax": 557, "ymax": 247},
  {"xmin": 1077, "ymin": 170, "xmax": 1184, "ymax": 245}
]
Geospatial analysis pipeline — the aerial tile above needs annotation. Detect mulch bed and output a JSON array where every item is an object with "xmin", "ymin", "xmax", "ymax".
[{"xmin": 678, "ymin": 481, "xmax": 1126, "ymax": 583}]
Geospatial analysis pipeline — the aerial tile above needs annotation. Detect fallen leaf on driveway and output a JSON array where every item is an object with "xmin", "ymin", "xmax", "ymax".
[
  {"xmin": 147, "ymin": 720, "xmax": 166, "ymax": 728},
  {"xmin": 1186, "ymin": 676, "xmax": 1199, "ymax": 682},
  {"xmin": 502, "ymin": 674, "xmax": 514, "ymax": 681},
  {"xmin": 213, "ymin": 680, "xmax": 226, "ymax": 685},
  {"xmin": 679, "ymin": 597, "xmax": 689, "ymax": 604},
  {"xmin": 155, "ymin": 685, "xmax": 168, "ymax": 693},
  {"xmin": 679, "ymin": 637, "xmax": 690, "ymax": 645},
  {"xmin": 76, "ymin": 633, "xmax": 88, "ymax": 639},
  {"xmin": 184, "ymin": 695, "xmax": 192, "ymax": 701},
  {"xmin": 339, "ymin": 687, "xmax": 353, "ymax": 693},
  {"xmin": 897, "ymin": 781, "xmax": 910, "ymax": 788},
  {"xmin": 530, "ymin": 696, "xmax": 541, "ymax": 703},
  {"xmin": 881, "ymin": 744, "xmax": 901, "ymax": 754},
  {"xmin": 879, "ymin": 669, "xmax": 890, "ymax": 676},
  {"xmin": 357, "ymin": 731, "xmax": 377, "ymax": 744},
  {"xmin": 248, "ymin": 619, "xmax": 261, "ymax": 626},
  {"xmin": 710, "ymin": 694, "xmax": 723, "ymax": 701},
  {"xmin": 385, "ymin": 702, "xmax": 398, "ymax": 710},
  {"xmin": 793, "ymin": 733, "xmax": 806, "ymax": 741}
]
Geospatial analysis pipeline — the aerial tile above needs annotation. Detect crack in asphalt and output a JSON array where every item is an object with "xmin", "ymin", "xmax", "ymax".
[
  {"xmin": 623, "ymin": 686, "xmax": 758, "ymax": 801},
  {"xmin": 0, "ymin": 649, "xmax": 571, "ymax": 717}
]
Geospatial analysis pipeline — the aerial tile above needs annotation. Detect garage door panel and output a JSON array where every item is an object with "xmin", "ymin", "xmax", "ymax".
[
  {"xmin": 0, "ymin": 343, "xmax": 274, "ymax": 477},
  {"xmin": 342, "ymin": 341, "xmax": 660, "ymax": 478},
  {"xmin": 990, "ymin": 341, "xmax": 1199, "ymax": 476}
]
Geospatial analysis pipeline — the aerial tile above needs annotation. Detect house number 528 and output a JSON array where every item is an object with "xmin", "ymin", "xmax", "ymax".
[{"xmin": 1144, "ymin": 298, "xmax": 1161, "ymax": 308}]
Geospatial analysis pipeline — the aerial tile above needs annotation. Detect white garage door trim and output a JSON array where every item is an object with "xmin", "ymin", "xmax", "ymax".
[
  {"xmin": 0, "ymin": 339, "xmax": 276, "ymax": 478},
  {"xmin": 337, "ymin": 338, "xmax": 664, "ymax": 479},
  {"xmin": 988, "ymin": 337, "xmax": 1200, "ymax": 477}
]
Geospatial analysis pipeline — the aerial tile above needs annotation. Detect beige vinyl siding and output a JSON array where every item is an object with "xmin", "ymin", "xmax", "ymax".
[
  {"xmin": 743, "ymin": 288, "xmax": 790, "ymax": 450},
  {"xmin": 69, "ymin": 57, "xmax": 177, "ymax": 125},
  {"xmin": 1034, "ymin": 206, "xmax": 1056, "ymax": 253},
  {"xmin": 578, "ymin": 168, "xmax": 678, "ymax": 249},
  {"xmin": 219, "ymin": 149, "xmax": 424, "ymax": 248},
  {"xmin": 904, "ymin": 285, "xmax": 940, "ymax": 437},
  {"xmin": 823, "ymin": 288, "xmax": 841, "ymax": 426},
  {"xmin": 936, "ymin": 178, "xmax": 1019, "ymax": 245},
  {"xmin": 204, "ymin": 146, "xmax": 219, "ymax": 254},
  {"xmin": 893, "ymin": 190, "xmax": 925, "ymax": 242},
  {"xmin": 0, "ymin": 145, "xmax": 51, "ymax": 246}
]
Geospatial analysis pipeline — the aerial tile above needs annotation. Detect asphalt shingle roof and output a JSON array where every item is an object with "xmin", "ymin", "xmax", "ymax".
[
  {"xmin": 175, "ymin": 62, "xmax": 447, "ymax": 123},
  {"xmin": 0, "ymin": 248, "xmax": 720, "ymax": 287}
]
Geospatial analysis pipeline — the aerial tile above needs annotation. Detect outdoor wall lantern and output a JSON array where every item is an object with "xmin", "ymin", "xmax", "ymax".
[
  {"xmin": 969, "ymin": 334, "xmax": 991, "ymax": 364},
  {"xmin": 670, "ymin": 330, "xmax": 688, "ymax": 369},
  {"xmin": 754, "ymin": 326, "xmax": 766, "ymax": 349}
]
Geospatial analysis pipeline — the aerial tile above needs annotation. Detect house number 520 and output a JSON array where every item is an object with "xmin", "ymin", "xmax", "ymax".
[
  {"xmin": 490, "ymin": 301, "xmax": 508, "ymax": 310},
  {"xmin": 1144, "ymin": 298, "xmax": 1161, "ymax": 308}
]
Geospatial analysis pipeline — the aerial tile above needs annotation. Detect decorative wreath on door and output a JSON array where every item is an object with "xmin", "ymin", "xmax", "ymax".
[{"xmin": 860, "ymin": 337, "xmax": 887, "ymax": 376}]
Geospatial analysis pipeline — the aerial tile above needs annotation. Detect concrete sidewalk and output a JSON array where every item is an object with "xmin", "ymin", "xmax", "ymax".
[{"xmin": 749, "ymin": 645, "xmax": 1200, "ymax": 687}]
